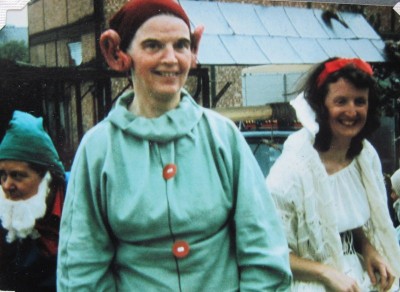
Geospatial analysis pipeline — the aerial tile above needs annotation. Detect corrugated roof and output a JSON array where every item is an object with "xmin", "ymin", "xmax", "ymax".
[{"xmin": 180, "ymin": 0, "xmax": 386, "ymax": 65}]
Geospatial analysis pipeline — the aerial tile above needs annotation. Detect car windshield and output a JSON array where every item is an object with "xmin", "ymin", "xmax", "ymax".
[{"xmin": 243, "ymin": 130, "xmax": 293, "ymax": 177}]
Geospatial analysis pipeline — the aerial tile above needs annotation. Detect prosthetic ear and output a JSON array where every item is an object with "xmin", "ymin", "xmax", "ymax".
[
  {"xmin": 99, "ymin": 29, "xmax": 132, "ymax": 72},
  {"xmin": 190, "ymin": 25, "xmax": 204, "ymax": 68}
]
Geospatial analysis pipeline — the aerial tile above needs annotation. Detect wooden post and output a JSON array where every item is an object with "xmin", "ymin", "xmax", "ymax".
[{"xmin": 213, "ymin": 105, "xmax": 273, "ymax": 122}]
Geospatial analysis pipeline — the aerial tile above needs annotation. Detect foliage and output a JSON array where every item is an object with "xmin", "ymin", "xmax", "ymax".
[
  {"xmin": 374, "ymin": 40, "xmax": 400, "ymax": 117},
  {"xmin": 0, "ymin": 40, "xmax": 28, "ymax": 62}
]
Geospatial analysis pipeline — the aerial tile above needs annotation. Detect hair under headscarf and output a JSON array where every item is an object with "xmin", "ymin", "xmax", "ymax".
[
  {"xmin": 0, "ymin": 110, "xmax": 65, "ymax": 176},
  {"xmin": 316, "ymin": 58, "xmax": 373, "ymax": 87},
  {"xmin": 109, "ymin": 0, "xmax": 191, "ymax": 52}
]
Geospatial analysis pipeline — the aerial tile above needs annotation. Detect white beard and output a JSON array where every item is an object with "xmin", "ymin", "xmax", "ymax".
[{"xmin": 0, "ymin": 171, "xmax": 52, "ymax": 243}]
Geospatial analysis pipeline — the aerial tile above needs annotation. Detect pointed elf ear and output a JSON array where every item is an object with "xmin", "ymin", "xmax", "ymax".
[
  {"xmin": 99, "ymin": 29, "xmax": 132, "ymax": 72},
  {"xmin": 190, "ymin": 25, "xmax": 204, "ymax": 68}
]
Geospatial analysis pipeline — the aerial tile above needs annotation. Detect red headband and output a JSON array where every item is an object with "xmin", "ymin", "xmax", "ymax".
[
  {"xmin": 317, "ymin": 58, "xmax": 373, "ymax": 87},
  {"xmin": 109, "ymin": 0, "xmax": 191, "ymax": 52}
]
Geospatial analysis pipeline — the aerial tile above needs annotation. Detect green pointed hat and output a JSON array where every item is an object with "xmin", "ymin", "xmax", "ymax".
[{"xmin": 0, "ymin": 110, "xmax": 65, "ymax": 176}]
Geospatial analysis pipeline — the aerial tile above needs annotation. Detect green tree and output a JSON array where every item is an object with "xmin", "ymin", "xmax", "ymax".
[
  {"xmin": 0, "ymin": 40, "xmax": 28, "ymax": 62},
  {"xmin": 375, "ymin": 40, "xmax": 400, "ymax": 117}
]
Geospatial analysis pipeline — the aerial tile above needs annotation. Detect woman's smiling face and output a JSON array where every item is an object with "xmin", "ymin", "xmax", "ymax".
[
  {"xmin": 127, "ymin": 14, "xmax": 192, "ymax": 103},
  {"xmin": 324, "ymin": 78, "xmax": 369, "ymax": 144}
]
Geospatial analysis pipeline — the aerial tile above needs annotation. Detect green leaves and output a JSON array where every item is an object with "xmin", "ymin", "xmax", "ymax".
[{"xmin": 0, "ymin": 40, "xmax": 28, "ymax": 62}]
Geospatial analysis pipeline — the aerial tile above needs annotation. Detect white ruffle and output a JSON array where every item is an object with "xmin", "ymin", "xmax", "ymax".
[{"xmin": 290, "ymin": 92, "xmax": 319, "ymax": 137}]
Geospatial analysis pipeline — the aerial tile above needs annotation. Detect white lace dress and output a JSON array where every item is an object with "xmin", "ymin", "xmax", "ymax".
[
  {"xmin": 330, "ymin": 160, "xmax": 374, "ymax": 290},
  {"xmin": 293, "ymin": 160, "xmax": 376, "ymax": 291},
  {"xmin": 270, "ymin": 96, "xmax": 400, "ymax": 291}
]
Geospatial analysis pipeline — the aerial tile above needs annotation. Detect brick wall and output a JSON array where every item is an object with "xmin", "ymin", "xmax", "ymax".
[
  {"xmin": 44, "ymin": 0, "xmax": 67, "ymax": 30},
  {"xmin": 28, "ymin": 1, "xmax": 44, "ymax": 35},
  {"xmin": 68, "ymin": 0, "xmax": 94, "ymax": 23},
  {"xmin": 28, "ymin": 0, "xmax": 96, "ymax": 67},
  {"xmin": 57, "ymin": 39, "xmax": 71, "ymax": 67},
  {"xmin": 28, "ymin": 0, "xmax": 400, "ymax": 109},
  {"xmin": 29, "ymin": 44, "xmax": 46, "ymax": 65},
  {"xmin": 104, "ymin": 0, "xmax": 123, "ymax": 26},
  {"xmin": 81, "ymin": 32, "xmax": 96, "ymax": 64},
  {"xmin": 214, "ymin": 66, "xmax": 244, "ymax": 107},
  {"xmin": 45, "ymin": 42, "xmax": 57, "ymax": 66}
]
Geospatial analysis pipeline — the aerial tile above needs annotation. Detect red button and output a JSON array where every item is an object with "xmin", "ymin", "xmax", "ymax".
[
  {"xmin": 163, "ymin": 164, "xmax": 177, "ymax": 180},
  {"xmin": 172, "ymin": 240, "xmax": 190, "ymax": 258}
]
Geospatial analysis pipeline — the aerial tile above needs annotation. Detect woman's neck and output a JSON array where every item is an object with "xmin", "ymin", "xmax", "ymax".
[
  {"xmin": 318, "ymin": 138, "xmax": 352, "ymax": 175},
  {"xmin": 128, "ymin": 93, "xmax": 180, "ymax": 118}
]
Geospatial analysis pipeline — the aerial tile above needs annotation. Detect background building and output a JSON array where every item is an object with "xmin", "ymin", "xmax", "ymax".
[{"xmin": 2, "ymin": 0, "xmax": 397, "ymax": 170}]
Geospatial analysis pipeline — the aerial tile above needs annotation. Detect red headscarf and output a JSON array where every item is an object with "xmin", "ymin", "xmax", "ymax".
[
  {"xmin": 317, "ymin": 58, "xmax": 373, "ymax": 87},
  {"xmin": 109, "ymin": 0, "xmax": 191, "ymax": 52}
]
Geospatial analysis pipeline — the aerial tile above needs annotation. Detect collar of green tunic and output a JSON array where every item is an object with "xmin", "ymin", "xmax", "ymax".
[{"xmin": 107, "ymin": 89, "xmax": 203, "ymax": 142}]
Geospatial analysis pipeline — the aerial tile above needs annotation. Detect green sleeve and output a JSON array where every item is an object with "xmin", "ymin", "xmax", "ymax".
[
  {"xmin": 229, "ymin": 129, "xmax": 292, "ymax": 291},
  {"xmin": 57, "ymin": 130, "xmax": 116, "ymax": 291}
]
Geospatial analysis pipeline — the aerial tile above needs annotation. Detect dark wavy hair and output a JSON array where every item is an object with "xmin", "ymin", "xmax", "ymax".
[{"xmin": 297, "ymin": 57, "xmax": 380, "ymax": 159}]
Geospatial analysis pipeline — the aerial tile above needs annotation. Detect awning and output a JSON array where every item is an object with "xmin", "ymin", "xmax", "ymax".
[{"xmin": 180, "ymin": 1, "xmax": 386, "ymax": 65}]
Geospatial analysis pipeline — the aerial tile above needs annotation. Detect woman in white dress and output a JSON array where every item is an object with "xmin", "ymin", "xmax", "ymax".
[{"xmin": 267, "ymin": 57, "xmax": 400, "ymax": 291}]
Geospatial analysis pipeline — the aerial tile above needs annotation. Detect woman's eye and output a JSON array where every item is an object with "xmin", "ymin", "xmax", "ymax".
[
  {"xmin": 336, "ymin": 98, "xmax": 346, "ymax": 105},
  {"xmin": 144, "ymin": 41, "xmax": 161, "ymax": 50},
  {"xmin": 175, "ymin": 40, "xmax": 190, "ymax": 50},
  {"xmin": 355, "ymin": 98, "xmax": 367, "ymax": 106}
]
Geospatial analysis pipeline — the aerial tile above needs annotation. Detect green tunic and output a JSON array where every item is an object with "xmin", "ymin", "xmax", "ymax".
[{"xmin": 57, "ymin": 91, "xmax": 291, "ymax": 291}]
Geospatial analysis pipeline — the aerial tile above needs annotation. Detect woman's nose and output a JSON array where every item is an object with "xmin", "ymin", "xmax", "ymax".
[
  {"xmin": 161, "ymin": 45, "xmax": 178, "ymax": 63},
  {"xmin": 345, "ymin": 103, "xmax": 357, "ymax": 118}
]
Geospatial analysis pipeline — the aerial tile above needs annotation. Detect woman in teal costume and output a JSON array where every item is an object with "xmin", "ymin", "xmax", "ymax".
[{"xmin": 57, "ymin": 0, "xmax": 291, "ymax": 291}]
